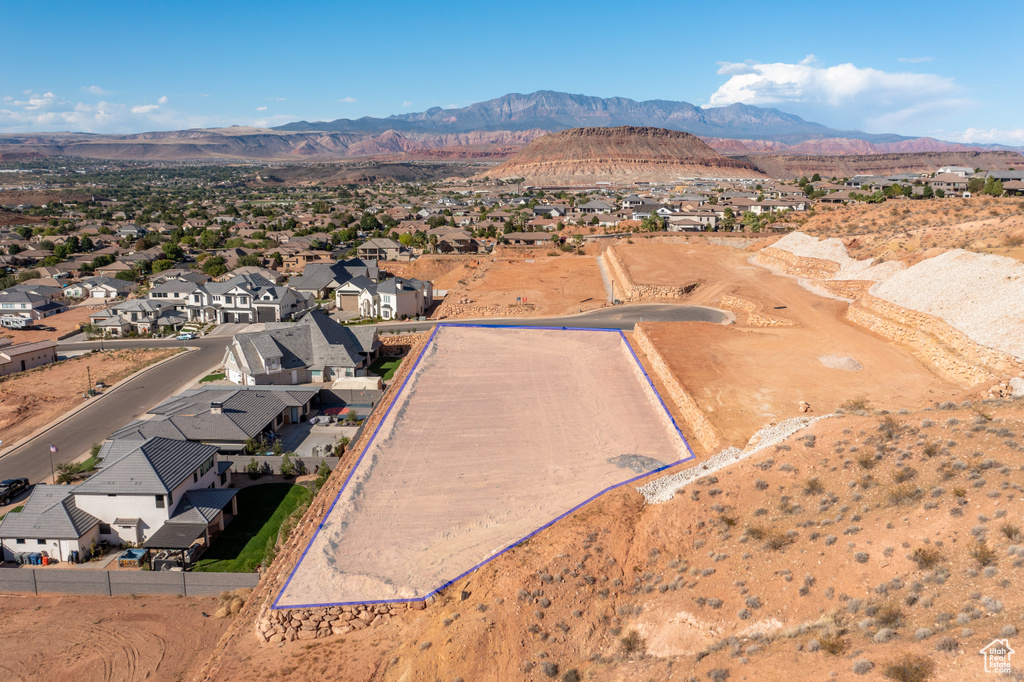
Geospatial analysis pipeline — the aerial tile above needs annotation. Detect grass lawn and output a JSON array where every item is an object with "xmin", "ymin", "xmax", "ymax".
[
  {"xmin": 369, "ymin": 356, "xmax": 402, "ymax": 381},
  {"xmin": 0, "ymin": 505, "xmax": 23, "ymax": 522},
  {"xmin": 200, "ymin": 372, "xmax": 226, "ymax": 382},
  {"xmin": 192, "ymin": 483, "xmax": 312, "ymax": 573}
]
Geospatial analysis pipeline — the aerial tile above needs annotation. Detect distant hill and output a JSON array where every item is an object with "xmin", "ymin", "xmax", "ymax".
[
  {"xmin": 484, "ymin": 126, "xmax": 763, "ymax": 184},
  {"xmin": 742, "ymin": 150, "xmax": 1024, "ymax": 179},
  {"xmin": 275, "ymin": 90, "xmax": 908, "ymax": 143}
]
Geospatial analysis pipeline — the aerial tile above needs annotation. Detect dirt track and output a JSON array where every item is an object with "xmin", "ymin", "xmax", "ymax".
[{"xmin": 0, "ymin": 593, "xmax": 228, "ymax": 682}]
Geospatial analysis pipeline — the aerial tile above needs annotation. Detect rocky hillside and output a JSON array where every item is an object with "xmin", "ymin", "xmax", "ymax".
[
  {"xmin": 743, "ymin": 151, "xmax": 1024, "ymax": 178},
  {"xmin": 485, "ymin": 126, "xmax": 763, "ymax": 184}
]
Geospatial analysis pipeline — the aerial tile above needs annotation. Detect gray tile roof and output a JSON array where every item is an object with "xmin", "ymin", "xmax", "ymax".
[
  {"xmin": 74, "ymin": 437, "xmax": 219, "ymax": 495},
  {"xmin": 139, "ymin": 386, "xmax": 318, "ymax": 442},
  {"xmin": 235, "ymin": 310, "xmax": 375, "ymax": 376},
  {"xmin": 167, "ymin": 487, "xmax": 238, "ymax": 525},
  {"xmin": 0, "ymin": 485, "xmax": 100, "ymax": 539}
]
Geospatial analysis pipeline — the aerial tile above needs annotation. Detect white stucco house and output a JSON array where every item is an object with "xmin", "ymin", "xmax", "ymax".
[
  {"xmin": 0, "ymin": 438, "xmax": 237, "ymax": 562},
  {"xmin": 346, "ymin": 276, "xmax": 432, "ymax": 320}
]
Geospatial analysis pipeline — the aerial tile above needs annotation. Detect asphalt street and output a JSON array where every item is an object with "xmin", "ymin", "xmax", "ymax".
[{"xmin": 0, "ymin": 303, "xmax": 725, "ymax": 484}]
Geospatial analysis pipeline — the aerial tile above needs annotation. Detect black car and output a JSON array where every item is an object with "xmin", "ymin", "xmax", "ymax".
[{"xmin": 0, "ymin": 478, "xmax": 29, "ymax": 504}]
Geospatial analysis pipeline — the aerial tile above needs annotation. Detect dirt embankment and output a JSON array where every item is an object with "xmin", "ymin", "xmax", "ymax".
[
  {"xmin": 0, "ymin": 348, "xmax": 180, "ymax": 449},
  {"xmin": 199, "ymin": 401, "xmax": 1024, "ymax": 682}
]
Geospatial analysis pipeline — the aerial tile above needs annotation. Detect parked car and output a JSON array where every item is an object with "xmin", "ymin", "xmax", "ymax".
[
  {"xmin": 177, "ymin": 332, "xmax": 196, "ymax": 340},
  {"xmin": 0, "ymin": 477, "xmax": 30, "ymax": 504}
]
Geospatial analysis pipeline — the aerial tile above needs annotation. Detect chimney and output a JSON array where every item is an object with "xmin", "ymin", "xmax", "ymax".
[
  {"xmin": 210, "ymin": 401, "xmax": 223, "ymax": 415},
  {"xmin": 396, "ymin": 280, "xmax": 403, "ymax": 290}
]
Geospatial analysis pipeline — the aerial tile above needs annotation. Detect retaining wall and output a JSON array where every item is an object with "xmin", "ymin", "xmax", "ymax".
[
  {"xmin": 600, "ymin": 246, "xmax": 698, "ymax": 301},
  {"xmin": 717, "ymin": 294, "xmax": 795, "ymax": 328},
  {"xmin": 0, "ymin": 567, "xmax": 258, "ymax": 596},
  {"xmin": 755, "ymin": 246, "xmax": 841, "ymax": 279},
  {"xmin": 631, "ymin": 324, "xmax": 720, "ymax": 453}
]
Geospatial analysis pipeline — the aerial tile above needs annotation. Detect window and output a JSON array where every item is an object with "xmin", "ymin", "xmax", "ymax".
[
  {"xmin": 155, "ymin": 495, "xmax": 165, "ymax": 509},
  {"xmin": 15, "ymin": 538, "xmax": 24, "ymax": 544},
  {"xmin": 37, "ymin": 539, "xmax": 46, "ymax": 544},
  {"xmin": 193, "ymin": 471, "xmax": 198, "ymax": 483},
  {"xmin": 199, "ymin": 456, "xmax": 214, "ymax": 477},
  {"xmin": 107, "ymin": 493, "xmax": 117, "ymax": 498},
  {"xmin": 99, "ymin": 523, "xmax": 111, "ymax": 534}
]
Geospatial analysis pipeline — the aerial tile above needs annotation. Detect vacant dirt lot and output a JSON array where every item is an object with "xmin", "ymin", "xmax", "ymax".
[
  {"xmin": 439, "ymin": 253, "xmax": 608, "ymax": 317},
  {"xmin": 0, "ymin": 593, "xmax": 228, "ymax": 682},
  {"xmin": 277, "ymin": 325, "xmax": 688, "ymax": 607},
  {"xmin": 0, "ymin": 348, "xmax": 180, "ymax": 449},
  {"xmin": 1, "ymin": 303, "xmax": 107, "ymax": 344},
  {"xmin": 610, "ymin": 241, "xmax": 963, "ymax": 448}
]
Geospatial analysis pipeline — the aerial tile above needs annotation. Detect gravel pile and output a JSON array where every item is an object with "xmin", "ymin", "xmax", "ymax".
[
  {"xmin": 638, "ymin": 414, "xmax": 834, "ymax": 504},
  {"xmin": 870, "ymin": 249, "xmax": 1024, "ymax": 360},
  {"xmin": 772, "ymin": 231, "xmax": 904, "ymax": 281},
  {"xmin": 819, "ymin": 355, "xmax": 863, "ymax": 371}
]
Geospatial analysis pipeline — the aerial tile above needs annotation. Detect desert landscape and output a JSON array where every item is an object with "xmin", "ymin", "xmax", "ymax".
[{"xmin": 4, "ymin": 13, "xmax": 1024, "ymax": 678}]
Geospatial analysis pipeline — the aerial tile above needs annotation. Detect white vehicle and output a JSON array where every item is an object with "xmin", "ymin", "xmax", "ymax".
[{"xmin": 0, "ymin": 315, "xmax": 29, "ymax": 329}]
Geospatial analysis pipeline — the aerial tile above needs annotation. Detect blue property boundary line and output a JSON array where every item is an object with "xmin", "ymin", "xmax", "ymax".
[{"xmin": 272, "ymin": 323, "xmax": 696, "ymax": 610}]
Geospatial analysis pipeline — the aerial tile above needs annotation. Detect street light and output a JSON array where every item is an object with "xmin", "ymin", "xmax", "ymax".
[{"xmin": 47, "ymin": 443, "xmax": 58, "ymax": 484}]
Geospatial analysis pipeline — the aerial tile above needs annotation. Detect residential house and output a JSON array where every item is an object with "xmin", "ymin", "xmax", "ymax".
[
  {"xmin": 223, "ymin": 310, "xmax": 380, "ymax": 385},
  {"xmin": 109, "ymin": 386, "xmax": 320, "ymax": 451},
  {"xmin": 185, "ymin": 273, "xmax": 313, "ymax": 324},
  {"xmin": 65, "ymin": 276, "xmax": 135, "ymax": 299},
  {"xmin": 352, "ymin": 276, "xmax": 432, "ymax": 321},
  {"xmin": 0, "ymin": 339, "xmax": 57, "ymax": 376},
  {"xmin": 0, "ymin": 438, "xmax": 237, "ymax": 560},
  {"xmin": 357, "ymin": 238, "xmax": 403, "ymax": 260},
  {"xmin": 0, "ymin": 289, "xmax": 67, "ymax": 320},
  {"xmin": 287, "ymin": 259, "xmax": 380, "ymax": 301},
  {"xmin": 928, "ymin": 173, "xmax": 968, "ymax": 194}
]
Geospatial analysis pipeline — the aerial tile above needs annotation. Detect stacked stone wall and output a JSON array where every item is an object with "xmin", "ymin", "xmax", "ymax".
[{"xmin": 631, "ymin": 324, "xmax": 720, "ymax": 453}]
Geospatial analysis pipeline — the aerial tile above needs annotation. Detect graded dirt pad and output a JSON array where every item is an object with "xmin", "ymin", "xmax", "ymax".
[
  {"xmin": 447, "ymin": 254, "xmax": 608, "ymax": 316},
  {"xmin": 275, "ymin": 325, "xmax": 690, "ymax": 607},
  {"xmin": 0, "ymin": 593, "xmax": 228, "ymax": 682},
  {"xmin": 0, "ymin": 348, "xmax": 180, "ymax": 449},
  {"xmin": 611, "ymin": 241, "xmax": 962, "ymax": 447}
]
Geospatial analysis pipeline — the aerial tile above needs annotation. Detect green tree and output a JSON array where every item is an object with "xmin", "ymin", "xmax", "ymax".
[
  {"xmin": 199, "ymin": 229, "xmax": 221, "ymax": 249},
  {"xmin": 236, "ymin": 253, "xmax": 263, "ymax": 268},
  {"xmin": 810, "ymin": 173, "xmax": 821, "ymax": 182},
  {"xmin": 967, "ymin": 177, "xmax": 985, "ymax": 194},
  {"xmin": 722, "ymin": 207, "xmax": 735, "ymax": 229},
  {"xmin": 201, "ymin": 255, "xmax": 227, "ymax": 277},
  {"xmin": 983, "ymin": 176, "xmax": 1004, "ymax": 196},
  {"xmin": 922, "ymin": 184, "xmax": 934, "ymax": 199},
  {"xmin": 161, "ymin": 242, "xmax": 185, "ymax": 261},
  {"xmin": 152, "ymin": 259, "xmax": 175, "ymax": 272}
]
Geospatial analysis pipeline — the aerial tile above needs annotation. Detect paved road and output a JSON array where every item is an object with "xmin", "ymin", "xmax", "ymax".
[
  {"xmin": 0, "ymin": 303, "xmax": 724, "ymax": 484},
  {"xmin": 372, "ymin": 303, "xmax": 727, "ymax": 333},
  {"xmin": 0, "ymin": 338, "xmax": 228, "ymax": 483}
]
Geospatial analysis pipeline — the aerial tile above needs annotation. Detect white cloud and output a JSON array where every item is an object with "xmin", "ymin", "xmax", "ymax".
[
  {"xmin": 0, "ymin": 89, "xmax": 213, "ymax": 133},
  {"xmin": 255, "ymin": 106, "xmax": 267, "ymax": 111},
  {"xmin": 338, "ymin": 97, "xmax": 357, "ymax": 103},
  {"xmin": 898, "ymin": 57, "xmax": 934, "ymax": 63},
  {"xmin": 271, "ymin": 97, "xmax": 286, "ymax": 101},
  {"xmin": 709, "ymin": 56, "xmax": 956, "ymax": 109},
  {"xmin": 83, "ymin": 85, "xmax": 111, "ymax": 95},
  {"xmin": 948, "ymin": 127, "xmax": 1024, "ymax": 145},
  {"xmin": 158, "ymin": 95, "xmax": 168, "ymax": 105},
  {"xmin": 402, "ymin": 100, "xmax": 413, "ymax": 107}
]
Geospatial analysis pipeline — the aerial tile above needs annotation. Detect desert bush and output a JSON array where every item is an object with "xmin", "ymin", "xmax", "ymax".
[
  {"xmin": 840, "ymin": 395, "xmax": 870, "ymax": 411},
  {"xmin": 971, "ymin": 540, "xmax": 997, "ymax": 567},
  {"xmin": 818, "ymin": 630, "xmax": 849, "ymax": 655},
  {"xmin": 910, "ymin": 547, "xmax": 943, "ymax": 569},
  {"xmin": 541, "ymin": 661, "xmax": 559, "ymax": 678},
  {"xmin": 561, "ymin": 670, "xmax": 580, "ymax": 682},
  {"xmin": 889, "ymin": 484, "xmax": 922, "ymax": 505},
  {"xmin": 764, "ymin": 530, "xmax": 795, "ymax": 550},
  {"xmin": 745, "ymin": 526, "xmax": 766, "ymax": 540},
  {"xmin": 1001, "ymin": 523, "xmax": 1022, "ymax": 540},
  {"xmin": 852, "ymin": 659, "xmax": 874, "ymax": 675},
  {"xmin": 894, "ymin": 467, "xmax": 917, "ymax": 483},
  {"xmin": 803, "ymin": 477, "xmax": 824, "ymax": 495},
  {"xmin": 875, "ymin": 603, "xmax": 905, "ymax": 628},
  {"xmin": 620, "ymin": 629, "xmax": 645, "ymax": 656},
  {"xmin": 882, "ymin": 655, "xmax": 935, "ymax": 682},
  {"xmin": 856, "ymin": 454, "xmax": 876, "ymax": 469},
  {"xmin": 934, "ymin": 636, "xmax": 958, "ymax": 652}
]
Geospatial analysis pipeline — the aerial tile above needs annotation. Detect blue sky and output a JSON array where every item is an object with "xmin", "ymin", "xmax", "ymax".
[{"xmin": 2, "ymin": 1, "xmax": 1022, "ymax": 144}]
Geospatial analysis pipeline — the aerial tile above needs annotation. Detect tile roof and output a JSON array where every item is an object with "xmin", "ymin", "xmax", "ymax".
[
  {"xmin": 0, "ymin": 484, "xmax": 100, "ymax": 539},
  {"xmin": 167, "ymin": 487, "xmax": 239, "ymax": 525},
  {"xmin": 74, "ymin": 437, "xmax": 219, "ymax": 495}
]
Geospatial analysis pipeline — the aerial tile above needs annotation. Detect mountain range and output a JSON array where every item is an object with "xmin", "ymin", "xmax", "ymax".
[{"xmin": 0, "ymin": 91, "xmax": 1021, "ymax": 164}]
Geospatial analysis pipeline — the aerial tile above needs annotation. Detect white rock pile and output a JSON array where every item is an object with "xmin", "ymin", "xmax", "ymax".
[
  {"xmin": 638, "ymin": 414, "xmax": 834, "ymax": 504},
  {"xmin": 870, "ymin": 249, "xmax": 1024, "ymax": 360},
  {"xmin": 771, "ymin": 232, "xmax": 904, "ymax": 281},
  {"xmin": 819, "ymin": 355, "xmax": 863, "ymax": 371}
]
